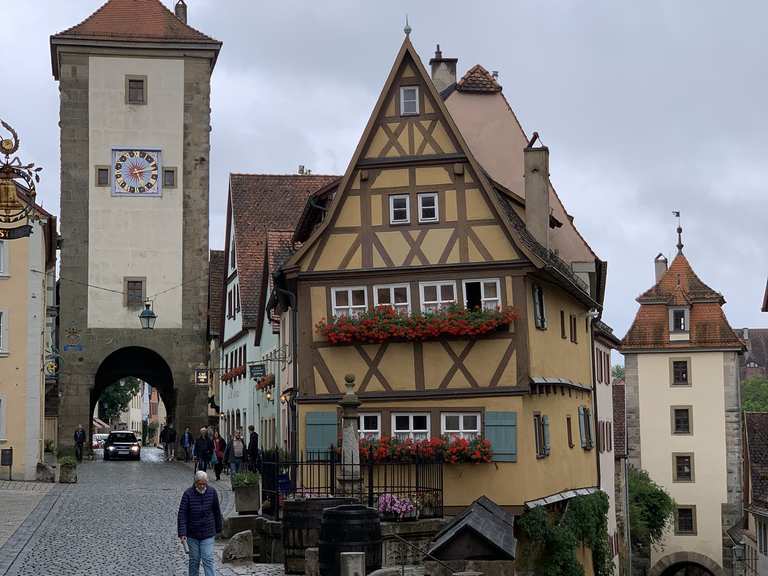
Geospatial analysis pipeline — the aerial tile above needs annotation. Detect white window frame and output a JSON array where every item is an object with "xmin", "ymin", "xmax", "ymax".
[
  {"xmin": 0, "ymin": 240, "xmax": 7, "ymax": 276},
  {"xmin": 462, "ymin": 278, "xmax": 501, "ymax": 311},
  {"xmin": 331, "ymin": 286, "xmax": 368, "ymax": 318},
  {"xmin": 391, "ymin": 413, "xmax": 430, "ymax": 441},
  {"xmin": 399, "ymin": 86, "xmax": 419, "ymax": 116},
  {"xmin": 441, "ymin": 412, "xmax": 481, "ymax": 440},
  {"xmin": 359, "ymin": 413, "xmax": 381, "ymax": 440},
  {"xmin": 0, "ymin": 309, "xmax": 7, "ymax": 355},
  {"xmin": 417, "ymin": 192, "xmax": 439, "ymax": 223},
  {"xmin": 419, "ymin": 281, "xmax": 457, "ymax": 313},
  {"xmin": 389, "ymin": 194, "xmax": 410, "ymax": 225},
  {"xmin": 373, "ymin": 284, "xmax": 411, "ymax": 314}
]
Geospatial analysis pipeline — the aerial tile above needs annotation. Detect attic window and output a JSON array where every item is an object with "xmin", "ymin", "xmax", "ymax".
[
  {"xmin": 400, "ymin": 86, "xmax": 419, "ymax": 116},
  {"xmin": 670, "ymin": 308, "xmax": 689, "ymax": 333}
]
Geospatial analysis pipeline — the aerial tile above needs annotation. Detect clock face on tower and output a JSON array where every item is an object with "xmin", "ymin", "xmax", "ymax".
[{"xmin": 111, "ymin": 149, "xmax": 162, "ymax": 196}]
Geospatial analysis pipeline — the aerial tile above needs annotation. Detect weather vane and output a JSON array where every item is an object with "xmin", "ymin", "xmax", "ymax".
[
  {"xmin": 672, "ymin": 210, "xmax": 683, "ymax": 253},
  {"xmin": 404, "ymin": 15, "xmax": 412, "ymax": 37},
  {"xmin": 0, "ymin": 119, "xmax": 41, "ymax": 228}
]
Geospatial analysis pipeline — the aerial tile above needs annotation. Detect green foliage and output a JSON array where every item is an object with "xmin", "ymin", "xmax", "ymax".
[
  {"xmin": 44, "ymin": 440, "xmax": 55, "ymax": 453},
  {"xmin": 56, "ymin": 447, "xmax": 76, "ymax": 460},
  {"xmin": 517, "ymin": 492, "xmax": 613, "ymax": 576},
  {"xmin": 628, "ymin": 466, "xmax": 675, "ymax": 551},
  {"xmin": 231, "ymin": 471, "xmax": 260, "ymax": 488},
  {"xmin": 611, "ymin": 364, "xmax": 625, "ymax": 382},
  {"xmin": 58, "ymin": 455, "xmax": 77, "ymax": 467},
  {"xmin": 742, "ymin": 377, "xmax": 768, "ymax": 412},
  {"xmin": 99, "ymin": 377, "xmax": 142, "ymax": 422}
]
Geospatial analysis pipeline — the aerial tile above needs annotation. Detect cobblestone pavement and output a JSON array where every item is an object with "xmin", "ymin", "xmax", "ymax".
[
  {"xmin": 0, "ymin": 482, "xmax": 53, "ymax": 548},
  {"xmin": 0, "ymin": 448, "xmax": 260, "ymax": 576}
]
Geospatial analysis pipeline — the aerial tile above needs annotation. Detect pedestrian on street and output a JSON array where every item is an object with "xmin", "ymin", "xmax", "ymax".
[
  {"xmin": 193, "ymin": 427, "xmax": 214, "ymax": 473},
  {"xmin": 177, "ymin": 470, "xmax": 222, "ymax": 576},
  {"xmin": 247, "ymin": 425, "xmax": 260, "ymax": 473},
  {"xmin": 224, "ymin": 429, "xmax": 246, "ymax": 476},
  {"xmin": 74, "ymin": 424, "xmax": 86, "ymax": 462},
  {"xmin": 181, "ymin": 427, "xmax": 193, "ymax": 462},
  {"xmin": 211, "ymin": 430, "xmax": 226, "ymax": 481},
  {"xmin": 166, "ymin": 424, "xmax": 178, "ymax": 462},
  {"xmin": 159, "ymin": 425, "xmax": 168, "ymax": 458}
]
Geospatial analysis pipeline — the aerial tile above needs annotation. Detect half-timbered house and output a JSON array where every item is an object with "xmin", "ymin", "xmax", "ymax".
[{"xmin": 273, "ymin": 37, "xmax": 606, "ymax": 513}]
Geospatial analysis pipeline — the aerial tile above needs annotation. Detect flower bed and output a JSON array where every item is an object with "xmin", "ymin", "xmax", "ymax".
[
  {"xmin": 316, "ymin": 305, "xmax": 517, "ymax": 345},
  {"xmin": 359, "ymin": 435, "xmax": 492, "ymax": 464}
]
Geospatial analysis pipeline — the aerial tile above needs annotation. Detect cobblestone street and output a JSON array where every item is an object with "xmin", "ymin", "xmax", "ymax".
[{"xmin": 0, "ymin": 448, "xmax": 266, "ymax": 576}]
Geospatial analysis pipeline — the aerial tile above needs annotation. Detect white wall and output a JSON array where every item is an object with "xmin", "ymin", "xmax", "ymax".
[
  {"xmin": 88, "ymin": 55, "xmax": 184, "ymax": 329},
  {"xmin": 640, "ymin": 351, "xmax": 728, "ymax": 569}
]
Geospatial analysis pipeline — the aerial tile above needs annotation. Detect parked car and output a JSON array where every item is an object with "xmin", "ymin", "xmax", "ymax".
[
  {"xmin": 92, "ymin": 433, "xmax": 109, "ymax": 449},
  {"xmin": 103, "ymin": 431, "xmax": 141, "ymax": 461}
]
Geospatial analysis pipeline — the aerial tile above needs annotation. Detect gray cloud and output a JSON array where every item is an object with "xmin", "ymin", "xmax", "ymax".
[{"xmin": 2, "ymin": 0, "xmax": 766, "ymax": 348}]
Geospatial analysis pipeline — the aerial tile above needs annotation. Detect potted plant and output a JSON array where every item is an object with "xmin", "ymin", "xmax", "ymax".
[
  {"xmin": 232, "ymin": 471, "xmax": 261, "ymax": 514},
  {"xmin": 414, "ymin": 492, "xmax": 438, "ymax": 518},
  {"xmin": 58, "ymin": 455, "xmax": 77, "ymax": 483},
  {"xmin": 377, "ymin": 493, "xmax": 416, "ymax": 521}
]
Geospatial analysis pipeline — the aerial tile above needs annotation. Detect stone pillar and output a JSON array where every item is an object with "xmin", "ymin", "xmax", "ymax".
[
  {"xmin": 340, "ymin": 552, "xmax": 365, "ymax": 576},
  {"xmin": 337, "ymin": 374, "xmax": 362, "ymax": 496}
]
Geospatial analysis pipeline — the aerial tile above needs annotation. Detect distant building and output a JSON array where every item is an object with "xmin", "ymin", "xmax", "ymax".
[
  {"xmin": 208, "ymin": 250, "xmax": 225, "ymax": 430},
  {"xmin": 621, "ymin": 236, "xmax": 745, "ymax": 576},
  {"xmin": 743, "ymin": 412, "xmax": 768, "ymax": 576},
  {"xmin": 737, "ymin": 329, "xmax": 768, "ymax": 381}
]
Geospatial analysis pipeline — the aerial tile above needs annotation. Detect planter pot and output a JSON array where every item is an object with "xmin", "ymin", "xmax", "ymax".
[
  {"xmin": 59, "ymin": 464, "xmax": 77, "ymax": 483},
  {"xmin": 234, "ymin": 483, "xmax": 261, "ymax": 515}
]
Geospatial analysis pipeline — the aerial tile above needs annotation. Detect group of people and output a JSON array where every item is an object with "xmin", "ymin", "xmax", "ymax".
[{"xmin": 160, "ymin": 424, "xmax": 261, "ymax": 481}]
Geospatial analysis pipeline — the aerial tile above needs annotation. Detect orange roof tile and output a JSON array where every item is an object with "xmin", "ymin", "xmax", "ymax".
[
  {"xmin": 621, "ymin": 252, "xmax": 744, "ymax": 351},
  {"xmin": 52, "ymin": 0, "xmax": 220, "ymax": 45},
  {"xmin": 457, "ymin": 65, "xmax": 502, "ymax": 93}
]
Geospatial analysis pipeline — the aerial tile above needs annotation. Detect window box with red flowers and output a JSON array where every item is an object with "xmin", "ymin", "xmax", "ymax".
[
  {"xmin": 358, "ymin": 436, "xmax": 492, "ymax": 464},
  {"xmin": 222, "ymin": 365, "xmax": 246, "ymax": 383},
  {"xmin": 316, "ymin": 305, "xmax": 517, "ymax": 345}
]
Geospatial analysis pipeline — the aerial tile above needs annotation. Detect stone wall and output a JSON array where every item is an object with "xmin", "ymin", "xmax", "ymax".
[
  {"xmin": 381, "ymin": 518, "xmax": 448, "ymax": 567},
  {"xmin": 722, "ymin": 351, "xmax": 744, "ymax": 576},
  {"xmin": 624, "ymin": 354, "xmax": 640, "ymax": 470}
]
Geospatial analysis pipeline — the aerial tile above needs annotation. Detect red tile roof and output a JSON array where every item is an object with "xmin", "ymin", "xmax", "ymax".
[
  {"xmin": 745, "ymin": 412, "xmax": 768, "ymax": 510},
  {"xmin": 265, "ymin": 231, "xmax": 295, "ymax": 330},
  {"xmin": 622, "ymin": 253, "xmax": 744, "ymax": 351},
  {"xmin": 208, "ymin": 250, "xmax": 225, "ymax": 338},
  {"xmin": 51, "ymin": 0, "xmax": 220, "ymax": 45},
  {"xmin": 229, "ymin": 174, "xmax": 339, "ymax": 330},
  {"xmin": 612, "ymin": 380, "xmax": 625, "ymax": 457},
  {"xmin": 457, "ymin": 65, "xmax": 502, "ymax": 93}
]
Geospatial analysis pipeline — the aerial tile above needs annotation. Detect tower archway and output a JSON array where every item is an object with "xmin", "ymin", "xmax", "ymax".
[{"xmin": 649, "ymin": 552, "xmax": 723, "ymax": 576}]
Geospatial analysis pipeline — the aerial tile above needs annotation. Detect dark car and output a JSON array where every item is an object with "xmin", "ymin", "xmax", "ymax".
[{"xmin": 103, "ymin": 431, "xmax": 141, "ymax": 461}]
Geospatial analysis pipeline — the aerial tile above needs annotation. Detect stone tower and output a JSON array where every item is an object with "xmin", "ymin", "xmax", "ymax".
[
  {"xmin": 621, "ymin": 238, "xmax": 745, "ymax": 576},
  {"xmin": 50, "ymin": 0, "xmax": 221, "ymax": 445}
]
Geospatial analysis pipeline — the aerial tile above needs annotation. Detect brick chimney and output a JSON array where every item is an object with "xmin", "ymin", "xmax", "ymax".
[
  {"xmin": 429, "ymin": 45, "xmax": 457, "ymax": 94},
  {"xmin": 175, "ymin": 0, "xmax": 188, "ymax": 23},
  {"xmin": 654, "ymin": 253, "xmax": 668, "ymax": 283},
  {"xmin": 524, "ymin": 144, "xmax": 550, "ymax": 250}
]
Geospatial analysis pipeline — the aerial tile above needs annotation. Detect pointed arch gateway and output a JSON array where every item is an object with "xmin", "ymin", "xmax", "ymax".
[{"xmin": 649, "ymin": 552, "xmax": 724, "ymax": 576}]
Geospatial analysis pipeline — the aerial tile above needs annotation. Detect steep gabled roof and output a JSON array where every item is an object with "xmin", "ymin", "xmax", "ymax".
[
  {"xmin": 257, "ymin": 230, "xmax": 295, "ymax": 339},
  {"xmin": 613, "ymin": 379, "xmax": 626, "ymax": 457},
  {"xmin": 622, "ymin": 252, "xmax": 744, "ymax": 351},
  {"xmin": 741, "ymin": 329, "xmax": 768, "ymax": 369},
  {"xmin": 457, "ymin": 64, "xmax": 502, "ymax": 93},
  {"xmin": 745, "ymin": 412, "xmax": 768, "ymax": 511},
  {"xmin": 227, "ymin": 174, "xmax": 339, "ymax": 330},
  {"xmin": 208, "ymin": 250, "xmax": 225, "ymax": 339}
]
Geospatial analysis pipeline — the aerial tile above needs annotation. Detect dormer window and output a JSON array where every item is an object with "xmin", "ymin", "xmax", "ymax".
[
  {"xmin": 400, "ymin": 86, "xmax": 419, "ymax": 116},
  {"xmin": 669, "ymin": 306, "xmax": 690, "ymax": 338},
  {"xmin": 672, "ymin": 309, "xmax": 687, "ymax": 331}
]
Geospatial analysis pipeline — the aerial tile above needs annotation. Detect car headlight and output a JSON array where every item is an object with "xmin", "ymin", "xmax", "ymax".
[
  {"xmin": 130, "ymin": 446, "xmax": 139, "ymax": 451},
  {"xmin": 107, "ymin": 446, "xmax": 115, "ymax": 451}
]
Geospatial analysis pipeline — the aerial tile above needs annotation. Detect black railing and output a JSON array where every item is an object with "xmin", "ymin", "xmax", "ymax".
[{"xmin": 261, "ymin": 449, "xmax": 443, "ymax": 521}]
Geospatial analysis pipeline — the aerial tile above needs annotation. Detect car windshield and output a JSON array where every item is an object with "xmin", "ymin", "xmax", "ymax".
[{"xmin": 109, "ymin": 433, "xmax": 137, "ymax": 443}]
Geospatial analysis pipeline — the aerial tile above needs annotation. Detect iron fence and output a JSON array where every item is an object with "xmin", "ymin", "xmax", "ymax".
[{"xmin": 261, "ymin": 449, "xmax": 443, "ymax": 521}]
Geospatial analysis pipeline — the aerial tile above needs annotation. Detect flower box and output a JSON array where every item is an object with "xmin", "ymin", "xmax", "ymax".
[
  {"xmin": 359, "ymin": 436, "xmax": 492, "ymax": 464},
  {"xmin": 222, "ymin": 365, "xmax": 246, "ymax": 383},
  {"xmin": 316, "ymin": 306, "xmax": 517, "ymax": 345}
]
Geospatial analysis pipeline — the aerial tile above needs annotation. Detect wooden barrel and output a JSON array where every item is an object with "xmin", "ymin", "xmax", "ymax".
[
  {"xmin": 318, "ymin": 505, "xmax": 382, "ymax": 576},
  {"xmin": 283, "ymin": 497, "xmax": 356, "ymax": 574}
]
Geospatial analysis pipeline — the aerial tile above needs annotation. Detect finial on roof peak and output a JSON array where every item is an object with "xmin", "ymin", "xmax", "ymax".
[
  {"xmin": 404, "ymin": 15, "xmax": 412, "ymax": 37},
  {"xmin": 672, "ymin": 210, "xmax": 683, "ymax": 254}
]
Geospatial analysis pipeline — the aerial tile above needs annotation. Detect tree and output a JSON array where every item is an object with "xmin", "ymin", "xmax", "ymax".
[
  {"xmin": 628, "ymin": 466, "xmax": 675, "ymax": 552},
  {"xmin": 742, "ymin": 376, "xmax": 768, "ymax": 412},
  {"xmin": 99, "ymin": 377, "xmax": 142, "ymax": 423},
  {"xmin": 612, "ymin": 365, "xmax": 625, "ymax": 382}
]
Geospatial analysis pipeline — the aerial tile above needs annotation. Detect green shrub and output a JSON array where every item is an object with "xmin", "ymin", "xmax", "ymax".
[
  {"xmin": 628, "ymin": 466, "xmax": 675, "ymax": 551},
  {"xmin": 58, "ymin": 455, "xmax": 77, "ymax": 467},
  {"xmin": 231, "ymin": 471, "xmax": 260, "ymax": 488},
  {"xmin": 56, "ymin": 447, "xmax": 76, "ymax": 460}
]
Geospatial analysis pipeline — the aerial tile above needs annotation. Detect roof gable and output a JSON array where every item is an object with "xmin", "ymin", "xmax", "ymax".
[
  {"xmin": 637, "ymin": 253, "xmax": 723, "ymax": 305},
  {"xmin": 228, "ymin": 174, "xmax": 339, "ymax": 329},
  {"xmin": 457, "ymin": 64, "xmax": 502, "ymax": 93}
]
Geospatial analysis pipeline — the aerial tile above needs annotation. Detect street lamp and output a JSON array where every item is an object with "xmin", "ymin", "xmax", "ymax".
[
  {"xmin": 138, "ymin": 299, "xmax": 157, "ymax": 329},
  {"xmin": 266, "ymin": 388, "xmax": 273, "ymax": 402}
]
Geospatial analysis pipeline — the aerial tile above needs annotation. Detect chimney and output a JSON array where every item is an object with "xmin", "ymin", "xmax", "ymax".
[
  {"xmin": 524, "ymin": 142, "xmax": 550, "ymax": 250},
  {"xmin": 175, "ymin": 0, "xmax": 187, "ymax": 23},
  {"xmin": 429, "ymin": 45, "xmax": 458, "ymax": 94},
  {"xmin": 654, "ymin": 253, "xmax": 668, "ymax": 283}
]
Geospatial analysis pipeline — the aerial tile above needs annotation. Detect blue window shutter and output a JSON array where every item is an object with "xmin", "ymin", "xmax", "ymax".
[
  {"xmin": 578, "ymin": 406, "xmax": 586, "ymax": 448},
  {"xmin": 305, "ymin": 412, "xmax": 338, "ymax": 455},
  {"xmin": 542, "ymin": 415, "xmax": 551, "ymax": 455},
  {"xmin": 485, "ymin": 411, "xmax": 517, "ymax": 462}
]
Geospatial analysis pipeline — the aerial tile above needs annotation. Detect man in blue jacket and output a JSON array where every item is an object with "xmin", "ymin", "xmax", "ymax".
[{"xmin": 178, "ymin": 470, "xmax": 223, "ymax": 576}]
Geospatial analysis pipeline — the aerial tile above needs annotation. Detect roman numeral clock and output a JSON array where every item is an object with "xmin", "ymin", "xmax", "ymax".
[{"xmin": 112, "ymin": 149, "xmax": 161, "ymax": 195}]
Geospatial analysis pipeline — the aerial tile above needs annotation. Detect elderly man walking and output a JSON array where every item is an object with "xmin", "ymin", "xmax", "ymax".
[{"xmin": 178, "ymin": 470, "xmax": 223, "ymax": 576}]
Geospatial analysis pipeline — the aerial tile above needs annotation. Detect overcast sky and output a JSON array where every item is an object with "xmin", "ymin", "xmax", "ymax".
[{"xmin": 3, "ymin": 0, "xmax": 767, "ymax": 342}]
